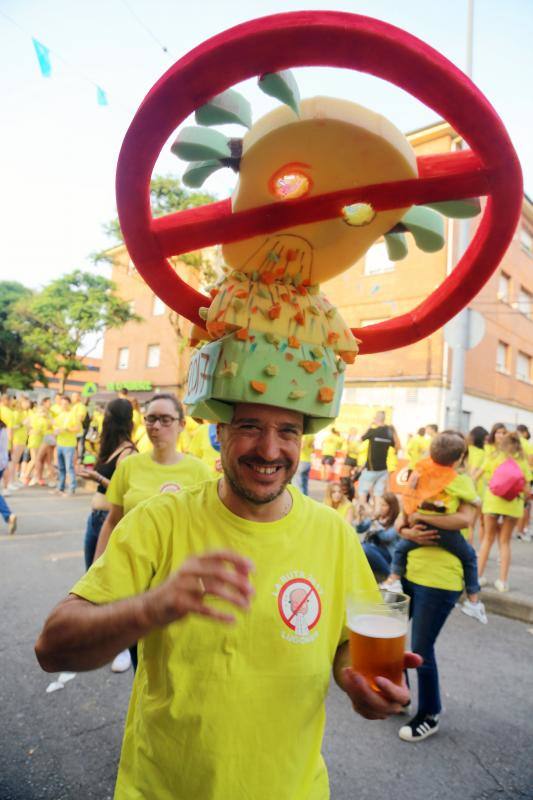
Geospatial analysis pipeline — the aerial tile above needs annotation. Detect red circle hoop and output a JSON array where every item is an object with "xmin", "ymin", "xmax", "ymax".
[{"xmin": 116, "ymin": 11, "xmax": 522, "ymax": 354}]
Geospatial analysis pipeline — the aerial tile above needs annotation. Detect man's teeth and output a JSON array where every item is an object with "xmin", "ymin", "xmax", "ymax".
[{"xmin": 251, "ymin": 465, "xmax": 279, "ymax": 475}]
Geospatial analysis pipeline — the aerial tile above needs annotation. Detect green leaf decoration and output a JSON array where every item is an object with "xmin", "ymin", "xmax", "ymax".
[
  {"xmin": 182, "ymin": 160, "xmax": 226, "ymax": 188},
  {"xmin": 423, "ymin": 198, "xmax": 481, "ymax": 218},
  {"xmin": 258, "ymin": 70, "xmax": 300, "ymax": 116},
  {"xmin": 171, "ymin": 127, "xmax": 231, "ymax": 162},
  {"xmin": 384, "ymin": 231, "xmax": 408, "ymax": 261},
  {"xmin": 398, "ymin": 206, "xmax": 445, "ymax": 253},
  {"xmin": 195, "ymin": 89, "xmax": 252, "ymax": 129}
]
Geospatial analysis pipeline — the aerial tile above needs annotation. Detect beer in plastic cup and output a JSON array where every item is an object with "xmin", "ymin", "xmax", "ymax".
[{"xmin": 346, "ymin": 590, "xmax": 409, "ymax": 691}]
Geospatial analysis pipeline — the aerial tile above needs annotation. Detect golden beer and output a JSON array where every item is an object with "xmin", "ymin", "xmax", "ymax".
[{"xmin": 348, "ymin": 614, "xmax": 407, "ymax": 690}]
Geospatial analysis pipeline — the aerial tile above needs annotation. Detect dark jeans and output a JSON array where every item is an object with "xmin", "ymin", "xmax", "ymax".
[
  {"xmin": 297, "ymin": 462, "xmax": 311, "ymax": 496},
  {"xmin": 403, "ymin": 579, "xmax": 462, "ymax": 716},
  {"xmin": 0, "ymin": 469, "xmax": 11, "ymax": 522},
  {"xmin": 392, "ymin": 527, "xmax": 480, "ymax": 594},
  {"xmin": 362, "ymin": 542, "xmax": 392, "ymax": 578},
  {"xmin": 84, "ymin": 509, "xmax": 108, "ymax": 569}
]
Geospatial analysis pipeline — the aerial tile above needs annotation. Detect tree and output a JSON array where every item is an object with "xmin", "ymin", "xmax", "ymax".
[
  {"xmin": 91, "ymin": 174, "xmax": 219, "ymax": 285},
  {"xmin": 0, "ymin": 281, "xmax": 47, "ymax": 391},
  {"xmin": 11, "ymin": 271, "xmax": 141, "ymax": 392}
]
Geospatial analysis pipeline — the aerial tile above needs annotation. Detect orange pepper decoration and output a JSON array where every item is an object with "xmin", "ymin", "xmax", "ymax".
[
  {"xmin": 299, "ymin": 360, "xmax": 321, "ymax": 373},
  {"xmin": 318, "ymin": 387, "xmax": 334, "ymax": 403},
  {"xmin": 250, "ymin": 380, "xmax": 267, "ymax": 394}
]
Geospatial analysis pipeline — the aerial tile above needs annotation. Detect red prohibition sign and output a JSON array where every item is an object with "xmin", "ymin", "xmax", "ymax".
[{"xmin": 116, "ymin": 11, "xmax": 522, "ymax": 354}]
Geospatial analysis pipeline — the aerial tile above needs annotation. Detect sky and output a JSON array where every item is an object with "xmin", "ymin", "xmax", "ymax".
[{"xmin": 0, "ymin": 0, "xmax": 531, "ymax": 291}]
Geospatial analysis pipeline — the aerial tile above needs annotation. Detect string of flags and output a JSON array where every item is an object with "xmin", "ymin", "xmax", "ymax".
[{"xmin": 31, "ymin": 36, "xmax": 108, "ymax": 106}]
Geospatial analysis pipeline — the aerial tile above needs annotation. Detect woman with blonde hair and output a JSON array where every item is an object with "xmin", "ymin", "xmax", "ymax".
[
  {"xmin": 476, "ymin": 430, "xmax": 531, "ymax": 592},
  {"xmin": 323, "ymin": 481, "xmax": 354, "ymax": 525}
]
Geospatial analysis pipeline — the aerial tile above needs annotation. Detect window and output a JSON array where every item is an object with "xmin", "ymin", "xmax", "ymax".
[
  {"xmin": 364, "ymin": 242, "xmax": 394, "ymax": 275},
  {"xmin": 152, "ymin": 295, "xmax": 165, "ymax": 316},
  {"xmin": 496, "ymin": 341, "xmax": 509, "ymax": 373},
  {"xmin": 520, "ymin": 226, "xmax": 532, "ymax": 253},
  {"xmin": 516, "ymin": 352, "xmax": 531, "ymax": 383},
  {"xmin": 146, "ymin": 344, "xmax": 160, "ymax": 368},
  {"xmin": 517, "ymin": 287, "xmax": 532, "ymax": 318},
  {"xmin": 498, "ymin": 272, "xmax": 511, "ymax": 302},
  {"xmin": 117, "ymin": 347, "xmax": 129, "ymax": 370}
]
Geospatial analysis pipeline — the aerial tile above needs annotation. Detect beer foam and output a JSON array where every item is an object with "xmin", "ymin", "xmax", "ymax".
[{"xmin": 348, "ymin": 614, "xmax": 407, "ymax": 638}]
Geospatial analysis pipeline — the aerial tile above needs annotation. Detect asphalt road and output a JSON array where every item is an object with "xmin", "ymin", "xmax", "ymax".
[{"xmin": 1, "ymin": 488, "xmax": 532, "ymax": 800}]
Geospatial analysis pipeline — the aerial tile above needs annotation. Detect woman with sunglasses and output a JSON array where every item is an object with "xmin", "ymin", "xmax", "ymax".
[{"xmin": 92, "ymin": 393, "xmax": 212, "ymax": 672}]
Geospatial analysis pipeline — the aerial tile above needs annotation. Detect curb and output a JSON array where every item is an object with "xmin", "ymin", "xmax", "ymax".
[{"xmin": 481, "ymin": 589, "xmax": 533, "ymax": 625}]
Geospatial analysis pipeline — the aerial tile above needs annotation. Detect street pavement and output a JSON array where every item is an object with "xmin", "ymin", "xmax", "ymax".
[{"xmin": 1, "ymin": 485, "xmax": 532, "ymax": 800}]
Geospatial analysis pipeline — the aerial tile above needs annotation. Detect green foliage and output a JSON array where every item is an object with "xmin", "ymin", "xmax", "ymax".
[
  {"xmin": 10, "ymin": 271, "xmax": 140, "ymax": 388},
  {"xmin": 91, "ymin": 174, "xmax": 219, "ymax": 288},
  {"xmin": 0, "ymin": 282, "xmax": 47, "ymax": 390}
]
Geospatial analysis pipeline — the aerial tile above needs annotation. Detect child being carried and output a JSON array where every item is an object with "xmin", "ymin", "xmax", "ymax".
[{"xmin": 383, "ymin": 430, "xmax": 488, "ymax": 624}]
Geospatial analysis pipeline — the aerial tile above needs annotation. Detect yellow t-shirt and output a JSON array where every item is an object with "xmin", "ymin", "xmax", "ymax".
[
  {"xmin": 386, "ymin": 447, "xmax": 398, "ymax": 473},
  {"xmin": 406, "ymin": 435, "xmax": 430, "ymax": 470},
  {"xmin": 0, "ymin": 406, "xmax": 12, "ymax": 429},
  {"xmin": 187, "ymin": 423, "xmax": 222, "ymax": 473},
  {"xmin": 416, "ymin": 471, "xmax": 478, "ymax": 517},
  {"xmin": 405, "ymin": 472, "xmax": 478, "ymax": 591},
  {"xmin": 321, "ymin": 433, "xmax": 343, "ymax": 458},
  {"xmin": 480, "ymin": 453, "xmax": 531, "ymax": 518},
  {"xmin": 71, "ymin": 482, "xmax": 378, "ymax": 800},
  {"xmin": 300, "ymin": 434, "xmax": 315, "ymax": 464},
  {"xmin": 106, "ymin": 451, "xmax": 212, "ymax": 515},
  {"xmin": 467, "ymin": 445, "xmax": 486, "ymax": 496},
  {"xmin": 51, "ymin": 403, "xmax": 62, "ymax": 419},
  {"xmin": 11, "ymin": 409, "xmax": 29, "ymax": 446},
  {"xmin": 72, "ymin": 402, "xmax": 88, "ymax": 423},
  {"xmin": 28, "ymin": 413, "xmax": 49, "ymax": 449},
  {"xmin": 55, "ymin": 411, "xmax": 82, "ymax": 447}
]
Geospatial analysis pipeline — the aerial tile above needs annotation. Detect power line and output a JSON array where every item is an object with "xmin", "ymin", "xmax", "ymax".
[{"xmin": 118, "ymin": 0, "xmax": 173, "ymax": 59}]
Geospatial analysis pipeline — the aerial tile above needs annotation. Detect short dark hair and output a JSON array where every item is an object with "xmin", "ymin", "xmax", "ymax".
[
  {"xmin": 430, "ymin": 431, "xmax": 467, "ymax": 466},
  {"xmin": 426, "ymin": 424, "xmax": 438, "ymax": 434},
  {"xmin": 517, "ymin": 424, "xmax": 530, "ymax": 439},
  {"xmin": 417, "ymin": 426, "xmax": 426, "ymax": 436},
  {"xmin": 148, "ymin": 393, "xmax": 184, "ymax": 421},
  {"xmin": 468, "ymin": 425, "xmax": 488, "ymax": 449}
]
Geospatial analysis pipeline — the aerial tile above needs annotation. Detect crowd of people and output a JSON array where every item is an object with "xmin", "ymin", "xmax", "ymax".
[{"xmin": 2, "ymin": 387, "xmax": 529, "ymax": 776}]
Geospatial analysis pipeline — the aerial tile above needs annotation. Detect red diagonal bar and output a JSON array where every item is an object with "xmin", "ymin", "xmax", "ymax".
[{"xmin": 152, "ymin": 151, "xmax": 490, "ymax": 258}]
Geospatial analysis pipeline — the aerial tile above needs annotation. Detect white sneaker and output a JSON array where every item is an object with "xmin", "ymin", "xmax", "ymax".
[
  {"xmin": 478, "ymin": 576, "xmax": 487, "ymax": 587},
  {"xmin": 460, "ymin": 599, "xmax": 488, "ymax": 624},
  {"xmin": 494, "ymin": 579, "xmax": 509, "ymax": 593},
  {"xmin": 517, "ymin": 532, "xmax": 532, "ymax": 542},
  {"xmin": 111, "ymin": 650, "xmax": 132, "ymax": 673},
  {"xmin": 7, "ymin": 483, "xmax": 20, "ymax": 492},
  {"xmin": 7, "ymin": 514, "xmax": 17, "ymax": 535},
  {"xmin": 380, "ymin": 579, "xmax": 403, "ymax": 594}
]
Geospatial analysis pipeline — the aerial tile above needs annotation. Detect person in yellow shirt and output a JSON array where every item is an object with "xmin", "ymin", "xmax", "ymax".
[
  {"xmin": 324, "ymin": 481, "xmax": 355, "ymax": 525},
  {"xmin": 92, "ymin": 394, "xmax": 212, "ymax": 673},
  {"xmin": 50, "ymin": 393, "xmax": 63, "ymax": 419},
  {"xmin": 406, "ymin": 427, "xmax": 430, "ymax": 471},
  {"xmin": 34, "ymin": 397, "xmax": 56, "ymax": 486},
  {"xmin": 466, "ymin": 425, "xmax": 489, "ymax": 545},
  {"xmin": 187, "ymin": 421, "xmax": 223, "ymax": 474},
  {"xmin": 296, "ymin": 432, "xmax": 315, "ymax": 495},
  {"xmin": 51, "ymin": 396, "xmax": 82, "ymax": 496},
  {"xmin": 320, "ymin": 426, "xmax": 344, "ymax": 481},
  {"xmin": 476, "ymin": 430, "xmax": 531, "ymax": 592},
  {"xmin": 7, "ymin": 396, "xmax": 31, "ymax": 489},
  {"xmin": 36, "ymin": 402, "xmax": 419, "ymax": 798},
  {"xmin": 516, "ymin": 424, "xmax": 532, "ymax": 541},
  {"xmin": 23, "ymin": 403, "xmax": 50, "ymax": 485}
]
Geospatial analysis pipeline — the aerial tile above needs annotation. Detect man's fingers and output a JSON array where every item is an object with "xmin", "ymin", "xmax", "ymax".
[
  {"xmin": 192, "ymin": 564, "xmax": 255, "ymax": 601},
  {"xmin": 200, "ymin": 579, "xmax": 252, "ymax": 609},
  {"xmin": 404, "ymin": 652, "xmax": 423, "ymax": 669},
  {"xmin": 373, "ymin": 676, "xmax": 410, "ymax": 707}
]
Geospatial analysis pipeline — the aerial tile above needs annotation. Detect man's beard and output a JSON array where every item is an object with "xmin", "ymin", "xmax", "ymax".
[{"xmin": 220, "ymin": 452, "xmax": 297, "ymax": 505}]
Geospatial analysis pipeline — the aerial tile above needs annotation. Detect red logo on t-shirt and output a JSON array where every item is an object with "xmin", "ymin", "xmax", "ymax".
[{"xmin": 277, "ymin": 578, "xmax": 321, "ymax": 636}]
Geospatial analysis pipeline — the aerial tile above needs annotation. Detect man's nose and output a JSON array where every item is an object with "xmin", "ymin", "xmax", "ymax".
[{"xmin": 255, "ymin": 428, "xmax": 282, "ymax": 461}]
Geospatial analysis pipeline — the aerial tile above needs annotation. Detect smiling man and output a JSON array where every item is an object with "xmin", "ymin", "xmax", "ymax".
[{"xmin": 36, "ymin": 398, "xmax": 419, "ymax": 800}]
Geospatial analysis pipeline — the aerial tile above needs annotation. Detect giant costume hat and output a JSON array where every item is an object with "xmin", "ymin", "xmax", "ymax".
[{"xmin": 116, "ymin": 12, "xmax": 522, "ymax": 432}]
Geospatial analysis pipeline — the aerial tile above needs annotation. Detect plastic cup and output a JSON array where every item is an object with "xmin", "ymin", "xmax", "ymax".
[{"xmin": 346, "ymin": 589, "xmax": 409, "ymax": 691}]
